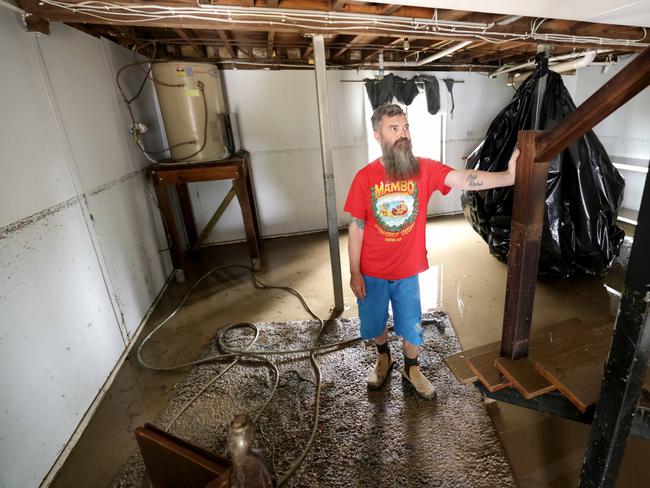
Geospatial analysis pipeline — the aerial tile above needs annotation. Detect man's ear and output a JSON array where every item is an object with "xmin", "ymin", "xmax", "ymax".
[{"xmin": 374, "ymin": 131, "xmax": 381, "ymax": 145}]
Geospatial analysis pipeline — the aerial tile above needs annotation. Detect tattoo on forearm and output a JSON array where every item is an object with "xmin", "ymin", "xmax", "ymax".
[
  {"xmin": 467, "ymin": 173, "xmax": 484, "ymax": 188},
  {"xmin": 352, "ymin": 218, "xmax": 365, "ymax": 230}
]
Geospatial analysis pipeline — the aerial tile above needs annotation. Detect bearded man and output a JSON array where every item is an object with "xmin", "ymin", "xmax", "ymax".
[{"xmin": 344, "ymin": 103, "xmax": 519, "ymax": 399}]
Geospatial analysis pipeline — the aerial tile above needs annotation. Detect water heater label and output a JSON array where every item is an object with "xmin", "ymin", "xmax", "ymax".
[{"xmin": 175, "ymin": 66, "xmax": 194, "ymax": 77}]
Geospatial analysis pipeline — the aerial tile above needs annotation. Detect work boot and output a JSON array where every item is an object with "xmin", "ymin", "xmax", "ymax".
[
  {"xmin": 367, "ymin": 352, "xmax": 394, "ymax": 389},
  {"xmin": 401, "ymin": 365, "xmax": 437, "ymax": 400}
]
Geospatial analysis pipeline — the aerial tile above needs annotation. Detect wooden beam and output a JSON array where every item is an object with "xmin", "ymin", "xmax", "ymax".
[
  {"xmin": 500, "ymin": 131, "xmax": 551, "ymax": 360},
  {"xmin": 267, "ymin": 31, "xmax": 275, "ymax": 57},
  {"xmin": 332, "ymin": 0, "xmax": 346, "ymax": 11},
  {"xmin": 173, "ymin": 28, "xmax": 205, "ymax": 58},
  {"xmin": 217, "ymin": 30, "xmax": 237, "ymax": 59},
  {"xmin": 332, "ymin": 34, "xmax": 375, "ymax": 60},
  {"xmin": 381, "ymin": 4, "xmax": 402, "ymax": 16},
  {"xmin": 19, "ymin": 0, "xmax": 648, "ymax": 54},
  {"xmin": 24, "ymin": 15, "xmax": 50, "ymax": 35},
  {"xmin": 362, "ymin": 37, "xmax": 402, "ymax": 62},
  {"xmin": 536, "ymin": 45, "xmax": 650, "ymax": 162}
]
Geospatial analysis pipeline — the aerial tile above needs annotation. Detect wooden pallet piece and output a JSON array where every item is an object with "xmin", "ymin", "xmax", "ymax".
[
  {"xmin": 528, "ymin": 323, "xmax": 613, "ymax": 362},
  {"xmin": 533, "ymin": 331, "xmax": 613, "ymax": 412},
  {"xmin": 444, "ymin": 342, "xmax": 498, "ymax": 385},
  {"xmin": 444, "ymin": 318, "xmax": 585, "ymax": 385},
  {"xmin": 494, "ymin": 321, "xmax": 611, "ymax": 400},
  {"xmin": 466, "ymin": 319, "xmax": 609, "ymax": 394},
  {"xmin": 466, "ymin": 348, "xmax": 512, "ymax": 392},
  {"xmin": 494, "ymin": 356, "xmax": 556, "ymax": 399}
]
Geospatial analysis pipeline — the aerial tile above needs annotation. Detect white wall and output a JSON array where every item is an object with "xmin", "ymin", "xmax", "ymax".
[
  {"xmin": 0, "ymin": 10, "xmax": 170, "ymax": 488},
  {"xmin": 192, "ymin": 68, "xmax": 514, "ymax": 244},
  {"xmin": 574, "ymin": 54, "xmax": 649, "ymax": 211}
]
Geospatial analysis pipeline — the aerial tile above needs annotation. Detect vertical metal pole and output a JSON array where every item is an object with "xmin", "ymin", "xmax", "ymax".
[
  {"xmin": 532, "ymin": 45, "xmax": 550, "ymax": 130},
  {"xmin": 312, "ymin": 34, "xmax": 344, "ymax": 313},
  {"xmin": 578, "ymin": 160, "xmax": 650, "ymax": 488}
]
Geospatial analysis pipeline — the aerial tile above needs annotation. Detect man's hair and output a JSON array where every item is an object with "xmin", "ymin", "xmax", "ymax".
[{"xmin": 371, "ymin": 103, "xmax": 405, "ymax": 132}]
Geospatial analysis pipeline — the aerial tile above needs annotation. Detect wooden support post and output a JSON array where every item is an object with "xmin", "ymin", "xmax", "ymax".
[
  {"xmin": 500, "ymin": 131, "xmax": 551, "ymax": 360},
  {"xmin": 578, "ymin": 160, "xmax": 650, "ymax": 488}
]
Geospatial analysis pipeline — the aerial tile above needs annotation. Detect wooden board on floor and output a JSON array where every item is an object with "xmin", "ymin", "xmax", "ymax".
[
  {"xmin": 533, "ymin": 330, "xmax": 613, "ymax": 412},
  {"xmin": 466, "ymin": 348, "xmax": 512, "ymax": 392},
  {"xmin": 465, "ymin": 319, "xmax": 611, "ymax": 394},
  {"xmin": 494, "ymin": 322, "xmax": 612, "ymax": 400},
  {"xmin": 444, "ymin": 342, "xmax": 499, "ymax": 385},
  {"xmin": 495, "ymin": 356, "xmax": 556, "ymax": 399},
  {"xmin": 444, "ymin": 318, "xmax": 585, "ymax": 385},
  {"xmin": 528, "ymin": 323, "xmax": 613, "ymax": 362}
]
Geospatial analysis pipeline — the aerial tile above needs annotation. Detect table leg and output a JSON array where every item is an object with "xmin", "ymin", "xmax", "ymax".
[
  {"xmin": 234, "ymin": 178, "xmax": 261, "ymax": 271},
  {"xmin": 244, "ymin": 168, "xmax": 262, "ymax": 251},
  {"xmin": 153, "ymin": 177, "xmax": 185, "ymax": 282},
  {"xmin": 176, "ymin": 182, "xmax": 198, "ymax": 246}
]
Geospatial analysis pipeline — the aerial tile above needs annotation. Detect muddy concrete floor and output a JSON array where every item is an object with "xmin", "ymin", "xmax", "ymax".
[
  {"xmin": 51, "ymin": 215, "xmax": 650, "ymax": 487},
  {"xmin": 114, "ymin": 314, "xmax": 515, "ymax": 488}
]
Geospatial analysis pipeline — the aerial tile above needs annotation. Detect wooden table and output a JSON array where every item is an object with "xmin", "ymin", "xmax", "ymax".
[{"xmin": 149, "ymin": 151, "xmax": 261, "ymax": 282}]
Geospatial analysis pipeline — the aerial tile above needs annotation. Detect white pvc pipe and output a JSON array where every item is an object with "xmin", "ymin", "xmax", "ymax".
[
  {"xmin": 490, "ymin": 49, "xmax": 609, "ymax": 78},
  {"xmin": 548, "ymin": 50, "xmax": 597, "ymax": 73},
  {"xmin": 383, "ymin": 41, "xmax": 473, "ymax": 67}
]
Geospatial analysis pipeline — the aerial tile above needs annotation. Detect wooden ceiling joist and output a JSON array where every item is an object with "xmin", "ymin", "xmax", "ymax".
[
  {"xmin": 267, "ymin": 31, "xmax": 275, "ymax": 57},
  {"xmin": 332, "ymin": 34, "xmax": 375, "ymax": 60},
  {"xmin": 173, "ymin": 28, "xmax": 205, "ymax": 58},
  {"xmin": 217, "ymin": 30, "xmax": 238, "ymax": 59},
  {"xmin": 362, "ymin": 37, "xmax": 403, "ymax": 63},
  {"xmin": 381, "ymin": 4, "xmax": 402, "ymax": 16},
  {"xmin": 21, "ymin": 0, "xmax": 646, "ymax": 71}
]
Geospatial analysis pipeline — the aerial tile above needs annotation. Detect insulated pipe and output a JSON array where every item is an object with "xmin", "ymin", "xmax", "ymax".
[
  {"xmin": 382, "ymin": 41, "xmax": 473, "ymax": 67},
  {"xmin": 510, "ymin": 50, "xmax": 599, "ymax": 84},
  {"xmin": 490, "ymin": 49, "xmax": 609, "ymax": 78},
  {"xmin": 548, "ymin": 50, "xmax": 597, "ymax": 74}
]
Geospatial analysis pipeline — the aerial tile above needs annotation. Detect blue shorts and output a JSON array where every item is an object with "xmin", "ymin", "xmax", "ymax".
[{"xmin": 357, "ymin": 274, "xmax": 423, "ymax": 346}]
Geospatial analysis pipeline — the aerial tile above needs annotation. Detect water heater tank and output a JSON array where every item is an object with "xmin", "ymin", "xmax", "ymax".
[{"xmin": 152, "ymin": 62, "xmax": 230, "ymax": 162}]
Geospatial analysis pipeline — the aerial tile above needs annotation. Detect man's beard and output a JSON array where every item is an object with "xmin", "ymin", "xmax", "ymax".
[{"xmin": 381, "ymin": 137, "xmax": 419, "ymax": 181}]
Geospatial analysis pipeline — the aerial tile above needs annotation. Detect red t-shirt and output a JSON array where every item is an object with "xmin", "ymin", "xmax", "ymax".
[{"xmin": 344, "ymin": 157, "xmax": 454, "ymax": 280}]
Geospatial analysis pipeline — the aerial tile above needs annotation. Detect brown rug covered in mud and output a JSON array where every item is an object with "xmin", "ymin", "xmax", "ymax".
[{"xmin": 113, "ymin": 313, "xmax": 516, "ymax": 487}]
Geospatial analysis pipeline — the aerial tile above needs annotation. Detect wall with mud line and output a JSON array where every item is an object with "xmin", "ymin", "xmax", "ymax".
[{"xmin": 0, "ymin": 11, "xmax": 171, "ymax": 487}]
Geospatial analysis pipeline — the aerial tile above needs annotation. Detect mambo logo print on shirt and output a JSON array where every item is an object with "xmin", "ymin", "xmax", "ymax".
[{"xmin": 371, "ymin": 179, "xmax": 419, "ymax": 242}]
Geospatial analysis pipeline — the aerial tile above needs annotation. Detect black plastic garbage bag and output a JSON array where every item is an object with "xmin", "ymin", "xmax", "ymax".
[{"xmin": 461, "ymin": 55, "xmax": 625, "ymax": 277}]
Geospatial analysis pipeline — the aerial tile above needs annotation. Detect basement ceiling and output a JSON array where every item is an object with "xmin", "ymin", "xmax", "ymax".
[{"xmin": 18, "ymin": 0, "xmax": 649, "ymax": 73}]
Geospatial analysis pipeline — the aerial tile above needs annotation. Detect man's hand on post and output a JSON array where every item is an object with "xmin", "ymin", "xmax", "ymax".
[
  {"xmin": 350, "ymin": 272, "xmax": 366, "ymax": 299},
  {"xmin": 507, "ymin": 147, "xmax": 520, "ymax": 185}
]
